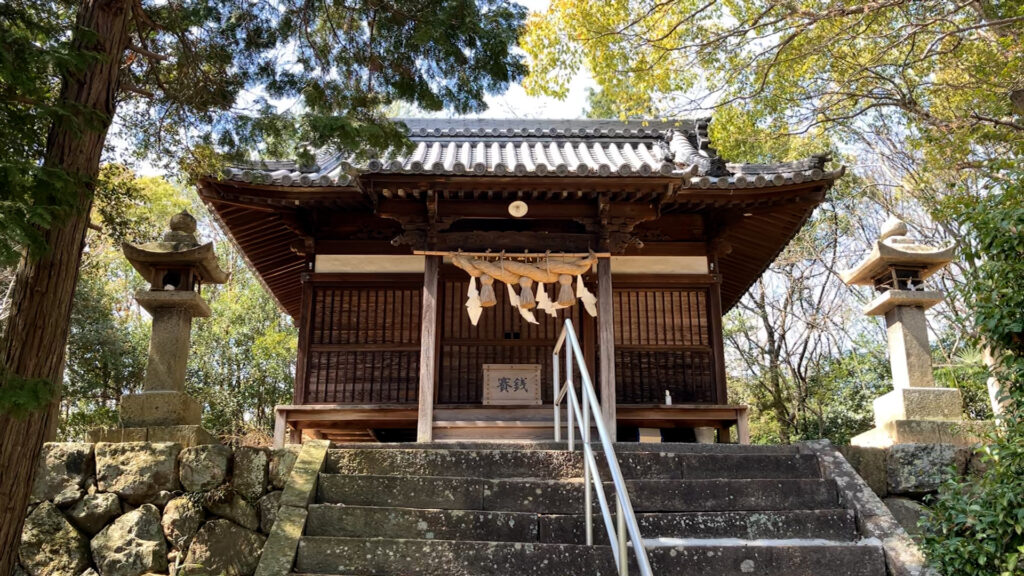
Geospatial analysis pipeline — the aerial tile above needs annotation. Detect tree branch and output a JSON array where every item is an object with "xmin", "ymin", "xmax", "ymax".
[{"xmin": 128, "ymin": 43, "xmax": 169, "ymax": 62}]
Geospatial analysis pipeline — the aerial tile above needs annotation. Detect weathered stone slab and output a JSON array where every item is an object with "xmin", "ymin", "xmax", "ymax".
[
  {"xmin": 91, "ymin": 504, "xmax": 168, "ymax": 576},
  {"xmin": 30, "ymin": 442, "xmax": 94, "ymax": 503},
  {"xmin": 181, "ymin": 519, "xmax": 266, "ymax": 576},
  {"xmin": 18, "ymin": 501, "xmax": 90, "ymax": 576},
  {"xmin": 279, "ymin": 439, "xmax": 329, "ymax": 508},
  {"xmin": 233, "ymin": 446, "xmax": 269, "ymax": 502},
  {"xmin": 306, "ymin": 504, "xmax": 539, "ymax": 541},
  {"xmin": 885, "ymin": 497, "xmax": 929, "ymax": 539},
  {"xmin": 179, "ymin": 444, "xmax": 231, "ymax": 492},
  {"xmin": 677, "ymin": 453, "xmax": 821, "ymax": 479},
  {"xmin": 204, "ymin": 489, "xmax": 259, "ymax": 530},
  {"xmin": 121, "ymin": 390, "xmax": 202, "ymax": 427},
  {"xmin": 254, "ymin": 505, "xmax": 307, "ymax": 576},
  {"xmin": 887, "ymin": 443, "xmax": 969, "ymax": 495},
  {"xmin": 295, "ymin": 537, "xmax": 617, "ymax": 576},
  {"xmin": 874, "ymin": 387, "xmax": 963, "ymax": 426},
  {"xmin": 268, "ymin": 446, "xmax": 300, "ymax": 489},
  {"xmin": 66, "ymin": 492, "xmax": 121, "ymax": 536},
  {"xmin": 625, "ymin": 479, "xmax": 838, "ymax": 513},
  {"xmin": 87, "ymin": 427, "xmax": 148, "ymax": 443},
  {"xmin": 147, "ymin": 425, "xmax": 217, "ymax": 447},
  {"xmin": 539, "ymin": 509, "xmax": 857, "ymax": 544},
  {"xmin": 483, "ymin": 479, "xmax": 583, "ymax": 514},
  {"xmin": 95, "ymin": 442, "xmax": 181, "ymax": 505},
  {"xmin": 162, "ymin": 495, "xmax": 205, "ymax": 550},
  {"xmin": 326, "ymin": 448, "xmax": 583, "ymax": 479},
  {"xmin": 839, "ymin": 445, "xmax": 888, "ymax": 498},
  {"xmin": 296, "ymin": 537, "xmax": 888, "ymax": 576},
  {"xmin": 646, "ymin": 542, "xmax": 886, "ymax": 576},
  {"xmin": 318, "ymin": 474, "xmax": 485, "ymax": 510},
  {"xmin": 258, "ymin": 490, "xmax": 282, "ymax": 533}
]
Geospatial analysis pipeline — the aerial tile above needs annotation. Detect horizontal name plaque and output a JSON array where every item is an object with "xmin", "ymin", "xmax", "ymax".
[{"xmin": 482, "ymin": 364, "xmax": 542, "ymax": 406}]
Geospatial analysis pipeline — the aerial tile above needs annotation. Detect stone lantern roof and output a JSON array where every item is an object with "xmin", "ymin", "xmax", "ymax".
[
  {"xmin": 840, "ymin": 217, "xmax": 955, "ymax": 287},
  {"xmin": 122, "ymin": 211, "xmax": 229, "ymax": 288}
]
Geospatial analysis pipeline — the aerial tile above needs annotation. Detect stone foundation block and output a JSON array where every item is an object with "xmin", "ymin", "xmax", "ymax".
[
  {"xmin": 95, "ymin": 442, "xmax": 182, "ymax": 505},
  {"xmin": 874, "ymin": 387, "xmax": 963, "ymax": 427},
  {"xmin": 886, "ymin": 443, "xmax": 969, "ymax": 495},
  {"xmin": 885, "ymin": 497, "xmax": 929, "ymax": 539},
  {"xmin": 838, "ymin": 445, "xmax": 888, "ymax": 498},
  {"xmin": 86, "ymin": 427, "xmax": 149, "ymax": 444},
  {"xmin": 120, "ymin": 390, "xmax": 202, "ymax": 427},
  {"xmin": 119, "ymin": 385, "xmax": 201, "ymax": 426},
  {"xmin": 88, "ymin": 425, "xmax": 217, "ymax": 447},
  {"xmin": 147, "ymin": 425, "xmax": 217, "ymax": 447},
  {"xmin": 852, "ymin": 419, "xmax": 984, "ymax": 448},
  {"xmin": 30, "ymin": 443, "xmax": 95, "ymax": 503}
]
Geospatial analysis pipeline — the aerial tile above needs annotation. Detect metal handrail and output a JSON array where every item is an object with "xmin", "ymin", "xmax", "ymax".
[{"xmin": 553, "ymin": 319, "xmax": 654, "ymax": 576}]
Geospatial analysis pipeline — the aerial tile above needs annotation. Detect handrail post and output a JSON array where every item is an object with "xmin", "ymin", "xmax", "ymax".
[
  {"xmin": 566, "ymin": 348, "xmax": 574, "ymax": 452},
  {"xmin": 583, "ymin": 342, "xmax": 593, "ymax": 545},
  {"xmin": 552, "ymin": 318, "xmax": 653, "ymax": 576},
  {"xmin": 553, "ymin": 351, "xmax": 561, "ymax": 443},
  {"xmin": 584, "ymin": 446, "xmax": 593, "ymax": 545},
  {"xmin": 617, "ymin": 495, "xmax": 627, "ymax": 575}
]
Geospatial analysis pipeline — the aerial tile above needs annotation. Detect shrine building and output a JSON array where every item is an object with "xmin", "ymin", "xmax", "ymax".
[{"xmin": 198, "ymin": 118, "xmax": 843, "ymax": 445}]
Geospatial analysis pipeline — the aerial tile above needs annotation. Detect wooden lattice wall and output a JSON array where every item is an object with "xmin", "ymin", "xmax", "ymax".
[
  {"xmin": 299, "ymin": 276, "xmax": 422, "ymax": 404},
  {"xmin": 612, "ymin": 285, "xmax": 717, "ymax": 404},
  {"xmin": 296, "ymin": 273, "xmax": 722, "ymax": 406}
]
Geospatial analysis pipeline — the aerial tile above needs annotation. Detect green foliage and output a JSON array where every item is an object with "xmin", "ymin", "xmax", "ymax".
[
  {"xmin": 922, "ymin": 382, "xmax": 1024, "ymax": 576},
  {"xmin": 730, "ymin": 341, "xmax": 889, "ymax": 445},
  {"xmin": 188, "ymin": 256, "xmax": 297, "ymax": 437},
  {"xmin": 0, "ymin": 0, "xmax": 91, "ymax": 265},
  {"xmin": 920, "ymin": 189, "xmax": 1024, "ymax": 574},
  {"xmin": 2, "ymin": 0, "xmax": 527, "ymax": 272},
  {"xmin": 0, "ymin": 369, "xmax": 58, "ymax": 418}
]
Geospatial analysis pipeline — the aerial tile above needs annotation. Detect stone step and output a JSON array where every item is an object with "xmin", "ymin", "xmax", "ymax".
[
  {"xmin": 316, "ymin": 475, "xmax": 839, "ymax": 513},
  {"xmin": 325, "ymin": 448, "xmax": 821, "ymax": 480},
  {"xmin": 294, "ymin": 536, "xmax": 887, "ymax": 575},
  {"xmin": 540, "ymin": 509, "xmax": 859, "ymax": 544},
  {"xmin": 326, "ymin": 441, "xmax": 800, "ymax": 455},
  {"xmin": 306, "ymin": 505, "xmax": 858, "ymax": 543}
]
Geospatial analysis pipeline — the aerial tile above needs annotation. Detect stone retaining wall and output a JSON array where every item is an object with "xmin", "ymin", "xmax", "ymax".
[
  {"xmin": 17, "ymin": 441, "xmax": 300, "ymax": 576},
  {"xmin": 841, "ymin": 443, "xmax": 984, "ymax": 541}
]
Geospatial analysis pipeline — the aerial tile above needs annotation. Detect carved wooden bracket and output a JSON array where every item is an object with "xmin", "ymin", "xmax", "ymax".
[{"xmin": 597, "ymin": 194, "xmax": 659, "ymax": 253}]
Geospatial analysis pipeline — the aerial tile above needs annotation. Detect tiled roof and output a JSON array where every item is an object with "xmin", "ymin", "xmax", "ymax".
[{"xmin": 219, "ymin": 118, "xmax": 843, "ymax": 188}]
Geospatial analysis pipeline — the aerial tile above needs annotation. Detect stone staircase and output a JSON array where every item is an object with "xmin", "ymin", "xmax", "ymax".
[{"xmin": 291, "ymin": 442, "xmax": 888, "ymax": 576}]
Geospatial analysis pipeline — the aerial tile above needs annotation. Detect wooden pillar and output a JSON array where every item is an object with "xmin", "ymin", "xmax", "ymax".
[
  {"xmin": 293, "ymin": 273, "xmax": 314, "ymax": 404},
  {"xmin": 597, "ymin": 259, "xmax": 616, "ymax": 440},
  {"xmin": 708, "ymin": 276, "xmax": 728, "ymax": 405},
  {"xmin": 416, "ymin": 256, "xmax": 440, "ymax": 442}
]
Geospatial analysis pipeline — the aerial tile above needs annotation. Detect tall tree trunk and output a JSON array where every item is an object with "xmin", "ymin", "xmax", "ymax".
[
  {"xmin": 982, "ymin": 345, "xmax": 1010, "ymax": 417},
  {"xmin": 0, "ymin": 0, "xmax": 130, "ymax": 572}
]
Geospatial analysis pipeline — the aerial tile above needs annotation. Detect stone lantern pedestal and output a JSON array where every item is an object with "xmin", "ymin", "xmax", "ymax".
[
  {"xmin": 842, "ymin": 218, "xmax": 979, "ymax": 448},
  {"xmin": 119, "ymin": 290, "xmax": 211, "ymax": 428},
  {"xmin": 87, "ymin": 212, "xmax": 228, "ymax": 447}
]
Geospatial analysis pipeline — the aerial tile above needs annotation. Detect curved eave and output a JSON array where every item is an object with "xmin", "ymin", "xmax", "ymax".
[
  {"xmin": 841, "ymin": 242, "xmax": 957, "ymax": 286},
  {"xmin": 197, "ymin": 179, "xmax": 314, "ymax": 317},
  {"xmin": 694, "ymin": 178, "xmax": 839, "ymax": 311},
  {"xmin": 122, "ymin": 242, "xmax": 230, "ymax": 284}
]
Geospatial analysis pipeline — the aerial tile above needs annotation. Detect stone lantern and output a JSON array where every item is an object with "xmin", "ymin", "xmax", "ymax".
[
  {"xmin": 118, "ymin": 211, "xmax": 228, "ymax": 432},
  {"xmin": 841, "ymin": 217, "xmax": 970, "ymax": 447}
]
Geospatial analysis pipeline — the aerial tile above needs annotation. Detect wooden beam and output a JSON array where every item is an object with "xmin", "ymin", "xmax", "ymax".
[
  {"xmin": 416, "ymin": 255, "xmax": 440, "ymax": 442},
  {"xmin": 597, "ymin": 259, "xmax": 616, "ymax": 441}
]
